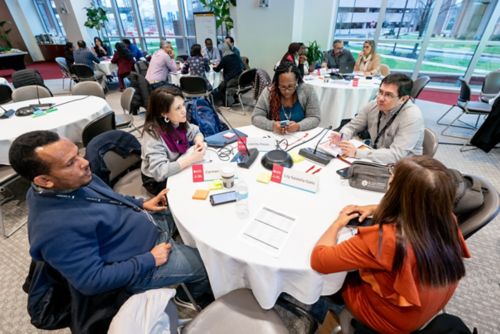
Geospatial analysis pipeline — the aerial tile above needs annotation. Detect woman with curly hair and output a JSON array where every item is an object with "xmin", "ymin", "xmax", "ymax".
[{"xmin": 251, "ymin": 62, "xmax": 320, "ymax": 134}]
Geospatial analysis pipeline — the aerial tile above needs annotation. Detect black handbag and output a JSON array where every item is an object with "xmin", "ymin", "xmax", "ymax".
[{"xmin": 346, "ymin": 161, "xmax": 391, "ymax": 193}]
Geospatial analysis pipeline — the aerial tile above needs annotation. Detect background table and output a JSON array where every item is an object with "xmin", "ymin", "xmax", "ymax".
[
  {"xmin": 96, "ymin": 59, "xmax": 117, "ymax": 76},
  {"xmin": 0, "ymin": 51, "xmax": 27, "ymax": 71},
  {"xmin": 167, "ymin": 126, "xmax": 383, "ymax": 309},
  {"xmin": 0, "ymin": 95, "xmax": 112, "ymax": 165},
  {"xmin": 304, "ymin": 75, "xmax": 379, "ymax": 129},
  {"xmin": 169, "ymin": 69, "xmax": 221, "ymax": 89}
]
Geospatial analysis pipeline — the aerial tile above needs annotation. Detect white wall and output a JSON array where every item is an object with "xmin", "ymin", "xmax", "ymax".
[
  {"xmin": 6, "ymin": 0, "xmax": 44, "ymax": 61},
  {"xmin": 58, "ymin": 0, "xmax": 94, "ymax": 44},
  {"xmin": 233, "ymin": 0, "xmax": 296, "ymax": 75},
  {"xmin": 301, "ymin": 0, "xmax": 337, "ymax": 51}
]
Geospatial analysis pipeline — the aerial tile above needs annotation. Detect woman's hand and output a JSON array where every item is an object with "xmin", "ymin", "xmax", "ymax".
[
  {"xmin": 189, "ymin": 144, "xmax": 206, "ymax": 164},
  {"xmin": 287, "ymin": 121, "xmax": 300, "ymax": 133},
  {"xmin": 341, "ymin": 204, "xmax": 377, "ymax": 222},
  {"xmin": 143, "ymin": 188, "xmax": 168, "ymax": 212},
  {"xmin": 273, "ymin": 121, "xmax": 283, "ymax": 133}
]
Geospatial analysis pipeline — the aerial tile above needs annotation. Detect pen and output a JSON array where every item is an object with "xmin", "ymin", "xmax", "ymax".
[
  {"xmin": 337, "ymin": 155, "xmax": 353, "ymax": 165},
  {"xmin": 312, "ymin": 168, "xmax": 322, "ymax": 175},
  {"xmin": 305, "ymin": 165, "xmax": 315, "ymax": 173}
]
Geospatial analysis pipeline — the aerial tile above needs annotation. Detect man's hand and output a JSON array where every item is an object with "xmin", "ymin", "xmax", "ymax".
[
  {"xmin": 143, "ymin": 188, "xmax": 168, "ymax": 212},
  {"xmin": 338, "ymin": 141, "xmax": 357, "ymax": 158},
  {"xmin": 150, "ymin": 242, "xmax": 171, "ymax": 266},
  {"xmin": 328, "ymin": 132, "xmax": 342, "ymax": 145}
]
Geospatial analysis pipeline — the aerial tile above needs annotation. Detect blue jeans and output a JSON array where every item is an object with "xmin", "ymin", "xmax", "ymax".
[{"xmin": 127, "ymin": 210, "xmax": 210, "ymax": 300}]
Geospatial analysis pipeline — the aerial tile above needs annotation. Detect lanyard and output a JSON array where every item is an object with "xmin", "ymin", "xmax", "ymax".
[
  {"xmin": 373, "ymin": 100, "xmax": 408, "ymax": 149},
  {"xmin": 281, "ymin": 106, "xmax": 292, "ymax": 121}
]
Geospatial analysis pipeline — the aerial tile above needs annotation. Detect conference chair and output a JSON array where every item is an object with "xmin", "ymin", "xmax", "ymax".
[
  {"xmin": 0, "ymin": 165, "xmax": 29, "ymax": 238},
  {"xmin": 180, "ymin": 76, "xmax": 214, "ymax": 106},
  {"xmin": 11, "ymin": 85, "xmax": 52, "ymax": 102},
  {"xmin": 422, "ymin": 128, "xmax": 438, "ymax": 157},
  {"xmin": 81, "ymin": 112, "xmax": 116, "ymax": 147},
  {"xmin": 134, "ymin": 60, "xmax": 149, "ymax": 77},
  {"xmin": 55, "ymin": 57, "xmax": 75, "ymax": 90},
  {"xmin": 438, "ymin": 78, "xmax": 492, "ymax": 139},
  {"xmin": 72, "ymin": 81, "xmax": 105, "ymax": 98},
  {"xmin": 411, "ymin": 75, "xmax": 431, "ymax": 99},
  {"xmin": 0, "ymin": 84, "xmax": 13, "ymax": 104},
  {"xmin": 228, "ymin": 68, "xmax": 257, "ymax": 112},
  {"xmin": 115, "ymin": 87, "xmax": 137, "ymax": 131},
  {"xmin": 479, "ymin": 70, "xmax": 500, "ymax": 103},
  {"xmin": 12, "ymin": 69, "xmax": 52, "ymax": 96},
  {"xmin": 176, "ymin": 55, "xmax": 189, "ymax": 62},
  {"xmin": 379, "ymin": 64, "xmax": 390, "ymax": 76},
  {"xmin": 71, "ymin": 64, "xmax": 105, "ymax": 87},
  {"xmin": 182, "ymin": 289, "xmax": 288, "ymax": 334},
  {"xmin": 458, "ymin": 176, "xmax": 499, "ymax": 240}
]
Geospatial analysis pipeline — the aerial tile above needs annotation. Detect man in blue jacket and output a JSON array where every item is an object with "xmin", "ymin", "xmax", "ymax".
[{"xmin": 9, "ymin": 131, "xmax": 209, "ymax": 307}]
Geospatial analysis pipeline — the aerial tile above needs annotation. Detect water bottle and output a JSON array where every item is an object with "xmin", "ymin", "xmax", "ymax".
[{"xmin": 235, "ymin": 180, "xmax": 249, "ymax": 219}]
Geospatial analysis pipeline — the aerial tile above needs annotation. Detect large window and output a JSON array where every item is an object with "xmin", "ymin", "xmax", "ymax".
[
  {"xmin": 333, "ymin": 0, "xmax": 500, "ymax": 87},
  {"xmin": 33, "ymin": 0, "xmax": 66, "ymax": 41}
]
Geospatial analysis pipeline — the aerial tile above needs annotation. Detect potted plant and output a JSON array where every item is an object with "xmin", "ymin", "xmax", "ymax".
[
  {"xmin": 84, "ymin": 5, "xmax": 109, "ymax": 41},
  {"xmin": 306, "ymin": 40, "xmax": 322, "ymax": 72},
  {"xmin": 0, "ymin": 20, "xmax": 13, "ymax": 52},
  {"xmin": 199, "ymin": 0, "xmax": 237, "ymax": 35}
]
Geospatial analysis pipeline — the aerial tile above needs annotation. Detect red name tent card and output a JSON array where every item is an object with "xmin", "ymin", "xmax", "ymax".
[
  {"xmin": 237, "ymin": 137, "xmax": 247, "ymax": 154},
  {"xmin": 192, "ymin": 164, "xmax": 205, "ymax": 182}
]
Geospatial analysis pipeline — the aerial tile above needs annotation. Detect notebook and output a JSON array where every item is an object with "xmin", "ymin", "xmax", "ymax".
[{"xmin": 205, "ymin": 129, "xmax": 248, "ymax": 148}]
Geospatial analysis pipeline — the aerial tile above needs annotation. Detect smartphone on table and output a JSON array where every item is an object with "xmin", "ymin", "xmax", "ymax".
[{"xmin": 210, "ymin": 191, "xmax": 237, "ymax": 206}]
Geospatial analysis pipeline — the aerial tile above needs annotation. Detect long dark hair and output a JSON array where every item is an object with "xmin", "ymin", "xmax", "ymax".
[
  {"xmin": 373, "ymin": 156, "xmax": 466, "ymax": 286},
  {"xmin": 269, "ymin": 62, "xmax": 303, "ymax": 121},
  {"xmin": 143, "ymin": 87, "xmax": 187, "ymax": 137},
  {"xmin": 114, "ymin": 42, "xmax": 133, "ymax": 60},
  {"xmin": 280, "ymin": 42, "xmax": 301, "ymax": 63}
]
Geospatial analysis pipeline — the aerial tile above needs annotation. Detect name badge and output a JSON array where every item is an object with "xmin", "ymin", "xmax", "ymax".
[
  {"xmin": 271, "ymin": 164, "xmax": 319, "ymax": 193},
  {"xmin": 192, "ymin": 163, "xmax": 235, "ymax": 182}
]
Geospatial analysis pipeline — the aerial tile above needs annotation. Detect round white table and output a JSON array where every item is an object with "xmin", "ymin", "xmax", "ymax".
[
  {"xmin": 304, "ymin": 74, "xmax": 379, "ymax": 129},
  {"xmin": 167, "ymin": 125, "xmax": 383, "ymax": 309},
  {"xmin": 96, "ymin": 59, "xmax": 117, "ymax": 76},
  {"xmin": 169, "ymin": 69, "xmax": 222, "ymax": 90},
  {"xmin": 0, "ymin": 95, "xmax": 112, "ymax": 165}
]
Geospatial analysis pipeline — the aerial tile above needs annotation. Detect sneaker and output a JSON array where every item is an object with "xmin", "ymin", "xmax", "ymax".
[{"xmin": 173, "ymin": 296, "xmax": 198, "ymax": 311}]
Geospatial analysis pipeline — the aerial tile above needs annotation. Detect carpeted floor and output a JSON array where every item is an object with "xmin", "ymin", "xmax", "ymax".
[
  {"xmin": 0, "ymin": 78, "xmax": 499, "ymax": 333},
  {"xmin": 0, "ymin": 61, "xmax": 63, "ymax": 81}
]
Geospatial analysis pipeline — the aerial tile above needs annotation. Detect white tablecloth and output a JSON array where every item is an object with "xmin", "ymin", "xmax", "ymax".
[
  {"xmin": 0, "ymin": 95, "xmax": 112, "ymax": 165},
  {"xmin": 305, "ymin": 74, "xmax": 379, "ymax": 129},
  {"xmin": 167, "ymin": 125, "xmax": 383, "ymax": 309},
  {"xmin": 96, "ymin": 60, "xmax": 117, "ymax": 76},
  {"xmin": 169, "ymin": 70, "xmax": 221, "ymax": 90}
]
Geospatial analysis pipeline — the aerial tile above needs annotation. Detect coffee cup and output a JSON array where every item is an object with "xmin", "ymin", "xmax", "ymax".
[{"xmin": 221, "ymin": 168, "xmax": 235, "ymax": 188}]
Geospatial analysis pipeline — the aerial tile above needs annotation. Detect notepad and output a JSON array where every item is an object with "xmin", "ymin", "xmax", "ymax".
[
  {"xmin": 256, "ymin": 172, "xmax": 272, "ymax": 184},
  {"xmin": 192, "ymin": 189, "xmax": 209, "ymax": 200},
  {"xmin": 290, "ymin": 152, "xmax": 305, "ymax": 163}
]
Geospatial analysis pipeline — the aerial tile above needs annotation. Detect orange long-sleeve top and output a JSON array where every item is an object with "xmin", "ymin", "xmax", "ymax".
[{"xmin": 311, "ymin": 224, "xmax": 470, "ymax": 334}]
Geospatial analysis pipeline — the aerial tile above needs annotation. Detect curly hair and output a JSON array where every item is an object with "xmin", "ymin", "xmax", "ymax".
[{"xmin": 269, "ymin": 61, "xmax": 303, "ymax": 121}]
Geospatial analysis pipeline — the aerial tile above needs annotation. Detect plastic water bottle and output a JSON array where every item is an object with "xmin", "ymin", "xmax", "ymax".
[{"xmin": 236, "ymin": 180, "xmax": 249, "ymax": 219}]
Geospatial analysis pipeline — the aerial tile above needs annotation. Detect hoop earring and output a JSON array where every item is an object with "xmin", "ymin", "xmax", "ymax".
[{"xmin": 163, "ymin": 117, "xmax": 170, "ymax": 124}]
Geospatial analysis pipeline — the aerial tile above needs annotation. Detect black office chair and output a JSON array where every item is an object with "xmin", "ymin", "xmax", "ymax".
[
  {"xmin": 81, "ymin": 111, "xmax": 116, "ymax": 147},
  {"xmin": 227, "ymin": 68, "xmax": 257, "ymax": 112},
  {"xmin": 458, "ymin": 176, "xmax": 499, "ymax": 240},
  {"xmin": 479, "ymin": 70, "xmax": 500, "ymax": 103},
  {"xmin": 134, "ymin": 60, "xmax": 149, "ymax": 77},
  {"xmin": 411, "ymin": 75, "xmax": 431, "ymax": 99},
  {"xmin": 0, "ymin": 84, "xmax": 13, "ymax": 104},
  {"xmin": 438, "ymin": 78, "xmax": 492, "ymax": 139},
  {"xmin": 180, "ymin": 76, "xmax": 214, "ymax": 106},
  {"xmin": 71, "ymin": 64, "xmax": 100, "ymax": 82},
  {"xmin": 12, "ymin": 69, "xmax": 53, "ymax": 96}
]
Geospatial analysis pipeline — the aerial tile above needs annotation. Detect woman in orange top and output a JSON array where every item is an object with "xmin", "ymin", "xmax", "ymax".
[{"xmin": 311, "ymin": 156, "xmax": 470, "ymax": 334}]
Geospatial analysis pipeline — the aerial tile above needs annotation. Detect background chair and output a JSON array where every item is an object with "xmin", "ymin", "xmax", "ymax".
[
  {"xmin": 70, "ymin": 63, "xmax": 104, "ymax": 83},
  {"xmin": 379, "ymin": 64, "xmax": 390, "ymax": 76},
  {"xmin": 134, "ymin": 60, "xmax": 149, "ymax": 77},
  {"xmin": 411, "ymin": 75, "xmax": 431, "ymax": 99},
  {"xmin": 11, "ymin": 85, "xmax": 52, "ymax": 102},
  {"xmin": 55, "ymin": 57, "xmax": 75, "ymax": 90},
  {"xmin": 422, "ymin": 128, "xmax": 438, "ymax": 157},
  {"xmin": 479, "ymin": 70, "xmax": 500, "ymax": 103},
  {"xmin": 458, "ymin": 176, "xmax": 499, "ymax": 240},
  {"xmin": 231, "ymin": 68, "xmax": 257, "ymax": 112},
  {"xmin": 12, "ymin": 69, "xmax": 53, "ymax": 96},
  {"xmin": 0, "ymin": 165, "xmax": 29, "ymax": 238},
  {"xmin": 0, "ymin": 84, "xmax": 13, "ymax": 104},
  {"xmin": 176, "ymin": 55, "xmax": 189, "ymax": 62},
  {"xmin": 116, "ymin": 87, "xmax": 137, "ymax": 131},
  {"xmin": 180, "ymin": 76, "xmax": 214, "ymax": 106},
  {"xmin": 81, "ymin": 112, "xmax": 116, "ymax": 147},
  {"xmin": 72, "ymin": 81, "xmax": 105, "ymax": 98},
  {"xmin": 438, "ymin": 78, "xmax": 492, "ymax": 139},
  {"xmin": 182, "ymin": 289, "xmax": 288, "ymax": 334}
]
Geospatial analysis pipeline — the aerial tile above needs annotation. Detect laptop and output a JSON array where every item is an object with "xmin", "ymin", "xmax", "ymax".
[{"xmin": 339, "ymin": 62, "xmax": 354, "ymax": 75}]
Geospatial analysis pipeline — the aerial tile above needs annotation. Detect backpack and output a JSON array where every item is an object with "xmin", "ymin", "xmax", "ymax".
[
  {"xmin": 186, "ymin": 97, "xmax": 228, "ymax": 137},
  {"xmin": 449, "ymin": 169, "xmax": 485, "ymax": 217}
]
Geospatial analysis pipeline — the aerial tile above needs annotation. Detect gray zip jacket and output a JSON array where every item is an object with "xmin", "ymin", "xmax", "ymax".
[
  {"xmin": 141, "ymin": 124, "xmax": 203, "ymax": 182},
  {"xmin": 251, "ymin": 84, "xmax": 321, "ymax": 131}
]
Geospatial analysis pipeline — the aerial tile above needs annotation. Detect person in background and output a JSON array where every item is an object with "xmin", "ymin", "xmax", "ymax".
[
  {"xmin": 311, "ymin": 155, "xmax": 470, "ymax": 333},
  {"xmin": 74, "ymin": 40, "xmax": 100, "ymax": 69},
  {"xmin": 122, "ymin": 38, "xmax": 145, "ymax": 61},
  {"xmin": 213, "ymin": 43, "xmax": 244, "ymax": 106},
  {"xmin": 63, "ymin": 42, "xmax": 74, "ymax": 67},
  {"xmin": 322, "ymin": 40, "xmax": 355, "ymax": 70},
  {"xmin": 111, "ymin": 42, "xmax": 135, "ymax": 92},
  {"xmin": 182, "ymin": 43, "xmax": 212, "ymax": 90},
  {"xmin": 93, "ymin": 37, "xmax": 108, "ymax": 58},
  {"xmin": 280, "ymin": 42, "xmax": 301, "ymax": 64},
  {"xmin": 141, "ymin": 88, "xmax": 206, "ymax": 195},
  {"xmin": 145, "ymin": 40, "xmax": 177, "ymax": 90},
  {"xmin": 354, "ymin": 40, "xmax": 381, "ymax": 75},
  {"xmin": 330, "ymin": 73, "xmax": 424, "ymax": 164},
  {"xmin": 202, "ymin": 38, "xmax": 221, "ymax": 64},
  {"xmin": 223, "ymin": 36, "xmax": 240, "ymax": 58},
  {"xmin": 252, "ymin": 62, "xmax": 320, "ymax": 134},
  {"xmin": 297, "ymin": 43, "xmax": 309, "ymax": 76},
  {"xmin": 8, "ymin": 130, "xmax": 211, "ymax": 309}
]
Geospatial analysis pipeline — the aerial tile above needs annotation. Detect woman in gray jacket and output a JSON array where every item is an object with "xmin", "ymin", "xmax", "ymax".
[
  {"xmin": 252, "ymin": 62, "xmax": 320, "ymax": 134},
  {"xmin": 141, "ymin": 87, "xmax": 205, "ymax": 195}
]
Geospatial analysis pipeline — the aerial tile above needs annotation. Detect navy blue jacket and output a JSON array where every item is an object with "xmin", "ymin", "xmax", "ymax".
[{"xmin": 27, "ymin": 176, "xmax": 158, "ymax": 295}]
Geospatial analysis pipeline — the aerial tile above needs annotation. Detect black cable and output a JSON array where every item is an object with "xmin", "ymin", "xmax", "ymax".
[{"xmin": 50, "ymin": 95, "xmax": 92, "ymax": 108}]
